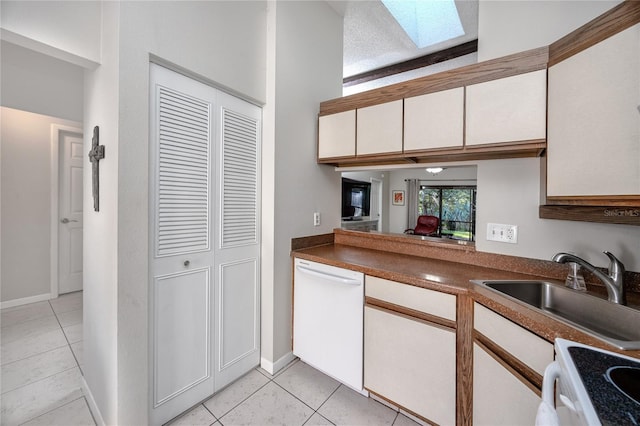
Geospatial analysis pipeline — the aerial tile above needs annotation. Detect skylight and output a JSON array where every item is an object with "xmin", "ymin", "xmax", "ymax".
[{"xmin": 381, "ymin": 0, "xmax": 465, "ymax": 49}]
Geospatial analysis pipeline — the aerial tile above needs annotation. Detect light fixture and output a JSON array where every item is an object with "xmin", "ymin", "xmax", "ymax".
[
  {"xmin": 426, "ymin": 167, "xmax": 444, "ymax": 174},
  {"xmin": 381, "ymin": 0, "xmax": 465, "ymax": 49}
]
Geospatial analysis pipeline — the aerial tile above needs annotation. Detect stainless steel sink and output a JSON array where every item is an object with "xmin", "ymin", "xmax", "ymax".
[{"xmin": 472, "ymin": 280, "xmax": 640, "ymax": 350}]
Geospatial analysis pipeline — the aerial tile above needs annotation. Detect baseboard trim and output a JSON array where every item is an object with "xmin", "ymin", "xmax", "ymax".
[
  {"xmin": 82, "ymin": 377, "xmax": 106, "ymax": 426},
  {"xmin": 1, "ymin": 293, "xmax": 53, "ymax": 309},
  {"xmin": 260, "ymin": 351, "xmax": 296, "ymax": 375}
]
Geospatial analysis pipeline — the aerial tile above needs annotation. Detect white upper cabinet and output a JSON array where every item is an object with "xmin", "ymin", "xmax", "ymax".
[
  {"xmin": 318, "ymin": 110, "xmax": 356, "ymax": 159},
  {"xmin": 465, "ymin": 69, "xmax": 547, "ymax": 146},
  {"xmin": 357, "ymin": 100, "xmax": 403, "ymax": 156},
  {"xmin": 404, "ymin": 87, "xmax": 464, "ymax": 152},
  {"xmin": 547, "ymin": 23, "xmax": 640, "ymax": 198}
]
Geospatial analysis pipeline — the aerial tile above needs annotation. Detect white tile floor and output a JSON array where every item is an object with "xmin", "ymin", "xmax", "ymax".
[
  {"xmin": 2, "ymin": 293, "xmax": 420, "ymax": 426},
  {"xmin": 167, "ymin": 360, "xmax": 421, "ymax": 426},
  {"xmin": 1, "ymin": 291, "xmax": 93, "ymax": 425}
]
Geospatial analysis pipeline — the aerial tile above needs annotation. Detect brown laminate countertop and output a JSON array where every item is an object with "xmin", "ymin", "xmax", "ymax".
[
  {"xmin": 293, "ymin": 242, "xmax": 640, "ymax": 359},
  {"xmin": 294, "ymin": 243, "xmax": 541, "ymax": 295}
]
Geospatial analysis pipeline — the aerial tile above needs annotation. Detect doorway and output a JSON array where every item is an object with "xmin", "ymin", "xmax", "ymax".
[{"xmin": 56, "ymin": 127, "xmax": 84, "ymax": 294}]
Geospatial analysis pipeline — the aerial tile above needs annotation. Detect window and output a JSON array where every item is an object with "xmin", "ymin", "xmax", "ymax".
[{"xmin": 418, "ymin": 185, "xmax": 476, "ymax": 241}]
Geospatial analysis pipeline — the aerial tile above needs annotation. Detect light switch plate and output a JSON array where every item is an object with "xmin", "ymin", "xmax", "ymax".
[{"xmin": 487, "ymin": 223, "xmax": 518, "ymax": 243}]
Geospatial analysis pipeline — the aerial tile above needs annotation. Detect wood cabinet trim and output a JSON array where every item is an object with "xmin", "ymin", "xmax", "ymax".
[
  {"xmin": 319, "ymin": 47, "xmax": 549, "ymax": 116},
  {"xmin": 365, "ymin": 297, "xmax": 457, "ymax": 331},
  {"xmin": 323, "ymin": 143, "xmax": 546, "ymax": 167},
  {"xmin": 540, "ymin": 205, "xmax": 640, "ymax": 225},
  {"xmin": 456, "ymin": 296, "xmax": 474, "ymax": 426},
  {"xmin": 549, "ymin": 1, "xmax": 640, "ymax": 67},
  {"xmin": 473, "ymin": 331, "xmax": 543, "ymax": 394}
]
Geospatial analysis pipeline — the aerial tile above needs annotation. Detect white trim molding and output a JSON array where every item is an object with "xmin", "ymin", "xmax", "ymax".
[
  {"xmin": 260, "ymin": 352, "xmax": 296, "ymax": 376},
  {"xmin": 82, "ymin": 377, "xmax": 106, "ymax": 426},
  {"xmin": 0, "ymin": 292, "xmax": 53, "ymax": 310}
]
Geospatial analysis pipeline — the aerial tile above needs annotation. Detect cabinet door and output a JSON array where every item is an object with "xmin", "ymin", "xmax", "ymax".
[
  {"xmin": 465, "ymin": 70, "xmax": 547, "ymax": 146},
  {"xmin": 318, "ymin": 110, "xmax": 356, "ymax": 159},
  {"xmin": 357, "ymin": 100, "xmax": 403, "ymax": 155},
  {"xmin": 474, "ymin": 303, "xmax": 553, "ymax": 375},
  {"xmin": 547, "ymin": 23, "xmax": 640, "ymax": 197},
  {"xmin": 365, "ymin": 306, "xmax": 456, "ymax": 425},
  {"xmin": 404, "ymin": 87, "xmax": 464, "ymax": 152},
  {"xmin": 473, "ymin": 342, "xmax": 541, "ymax": 426}
]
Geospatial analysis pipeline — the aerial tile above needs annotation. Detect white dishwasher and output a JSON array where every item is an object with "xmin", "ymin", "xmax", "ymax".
[{"xmin": 293, "ymin": 258, "xmax": 366, "ymax": 394}]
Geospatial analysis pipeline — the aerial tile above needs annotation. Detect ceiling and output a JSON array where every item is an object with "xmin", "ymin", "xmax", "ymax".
[{"xmin": 328, "ymin": 0, "xmax": 479, "ymax": 83}]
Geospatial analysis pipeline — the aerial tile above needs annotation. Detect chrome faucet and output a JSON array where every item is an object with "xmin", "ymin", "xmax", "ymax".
[{"xmin": 552, "ymin": 252, "xmax": 626, "ymax": 305}]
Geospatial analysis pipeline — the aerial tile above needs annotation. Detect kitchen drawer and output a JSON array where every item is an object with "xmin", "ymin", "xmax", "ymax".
[
  {"xmin": 474, "ymin": 303, "xmax": 553, "ymax": 375},
  {"xmin": 365, "ymin": 276, "xmax": 456, "ymax": 321}
]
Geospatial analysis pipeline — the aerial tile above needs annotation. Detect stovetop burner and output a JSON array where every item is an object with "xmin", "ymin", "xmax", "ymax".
[
  {"xmin": 568, "ymin": 347, "xmax": 640, "ymax": 425},
  {"xmin": 606, "ymin": 366, "xmax": 640, "ymax": 406}
]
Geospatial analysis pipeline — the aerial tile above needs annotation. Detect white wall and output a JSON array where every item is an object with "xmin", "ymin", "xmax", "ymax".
[
  {"xmin": 112, "ymin": 1, "xmax": 268, "ymax": 424},
  {"xmin": 475, "ymin": 0, "xmax": 640, "ymax": 272},
  {"xmin": 1, "ymin": 42, "xmax": 84, "ymax": 122},
  {"xmin": 0, "ymin": 107, "xmax": 81, "ymax": 304},
  {"xmin": 264, "ymin": 0, "xmax": 343, "ymax": 367},
  {"xmin": 82, "ymin": 2, "xmax": 119, "ymax": 424},
  {"xmin": 478, "ymin": 0, "xmax": 622, "ymax": 61},
  {"xmin": 476, "ymin": 158, "xmax": 640, "ymax": 272},
  {"xmin": 0, "ymin": 0, "xmax": 101, "ymax": 66}
]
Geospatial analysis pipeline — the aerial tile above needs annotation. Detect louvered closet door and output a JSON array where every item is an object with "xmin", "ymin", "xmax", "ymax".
[
  {"xmin": 213, "ymin": 91, "xmax": 261, "ymax": 390},
  {"xmin": 149, "ymin": 64, "xmax": 217, "ymax": 425}
]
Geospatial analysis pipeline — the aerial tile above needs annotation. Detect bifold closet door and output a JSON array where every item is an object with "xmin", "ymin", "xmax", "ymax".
[{"xmin": 149, "ymin": 63, "xmax": 261, "ymax": 425}]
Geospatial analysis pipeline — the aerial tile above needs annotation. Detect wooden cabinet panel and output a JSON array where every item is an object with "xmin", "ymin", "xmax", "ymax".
[
  {"xmin": 366, "ymin": 276, "xmax": 456, "ymax": 321},
  {"xmin": 365, "ymin": 306, "xmax": 456, "ymax": 425},
  {"xmin": 474, "ymin": 303, "xmax": 553, "ymax": 375},
  {"xmin": 318, "ymin": 110, "xmax": 356, "ymax": 159},
  {"xmin": 465, "ymin": 70, "xmax": 547, "ymax": 146},
  {"xmin": 473, "ymin": 342, "xmax": 541, "ymax": 426},
  {"xmin": 547, "ymin": 23, "xmax": 640, "ymax": 198},
  {"xmin": 404, "ymin": 87, "xmax": 464, "ymax": 152},
  {"xmin": 357, "ymin": 100, "xmax": 403, "ymax": 155}
]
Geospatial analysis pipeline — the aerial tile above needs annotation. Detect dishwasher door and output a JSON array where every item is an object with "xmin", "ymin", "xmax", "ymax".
[{"xmin": 293, "ymin": 258, "xmax": 365, "ymax": 394}]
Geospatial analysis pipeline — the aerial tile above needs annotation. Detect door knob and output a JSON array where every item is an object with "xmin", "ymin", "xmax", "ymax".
[{"xmin": 60, "ymin": 218, "xmax": 78, "ymax": 224}]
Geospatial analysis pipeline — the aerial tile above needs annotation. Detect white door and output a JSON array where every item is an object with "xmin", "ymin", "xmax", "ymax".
[
  {"xmin": 150, "ymin": 64, "xmax": 261, "ymax": 425},
  {"xmin": 213, "ymin": 91, "xmax": 261, "ymax": 390},
  {"xmin": 370, "ymin": 178, "xmax": 382, "ymax": 231},
  {"xmin": 58, "ymin": 130, "xmax": 84, "ymax": 294}
]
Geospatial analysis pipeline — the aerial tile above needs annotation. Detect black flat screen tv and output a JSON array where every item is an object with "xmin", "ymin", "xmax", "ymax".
[{"xmin": 341, "ymin": 178, "xmax": 371, "ymax": 220}]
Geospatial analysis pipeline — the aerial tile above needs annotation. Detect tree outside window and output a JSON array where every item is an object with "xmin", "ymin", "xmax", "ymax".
[{"xmin": 418, "ymin": 186, "xmax": 476, "ymax": 241}]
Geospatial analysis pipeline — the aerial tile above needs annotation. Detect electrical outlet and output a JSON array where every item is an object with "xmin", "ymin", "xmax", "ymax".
[
  {"xmin": 313, "ymin": 212, "xmax": 321, "ymax": 226},
  {"xmin": 486, "ymin": 223, "xmax": 518, "ymax": 244}
]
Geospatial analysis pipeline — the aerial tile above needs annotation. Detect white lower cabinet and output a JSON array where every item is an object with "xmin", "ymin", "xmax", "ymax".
[
  {"xmin": 473, "ymin": 342, "xmax": 542, "ymax": 426},
  {"xmin": 364, "ymin": 276, "xmax": 457, "ymax": 425},
  {"xmin": 365, "ymin": 307, "xmax": 456, "ymax": 425},
  {"xmin": 473, "ymin": 303, "xmax": 554, "ymax": 425}
]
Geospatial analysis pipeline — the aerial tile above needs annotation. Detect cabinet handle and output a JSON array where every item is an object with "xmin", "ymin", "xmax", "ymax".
[{"xmin": 184, "ymin": 260, "xmax": 190, "ymax": 267}]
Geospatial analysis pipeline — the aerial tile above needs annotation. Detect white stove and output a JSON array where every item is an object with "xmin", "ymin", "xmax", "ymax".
[{"xmin": 539, "ymin": 338, "xmax": 640, "ymax": 425}]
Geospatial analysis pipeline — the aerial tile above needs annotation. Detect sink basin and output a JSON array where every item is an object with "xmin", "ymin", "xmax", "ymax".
[{"xmin": 472, "ymin": 280, "xmax": 640, "ymax": 350}]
